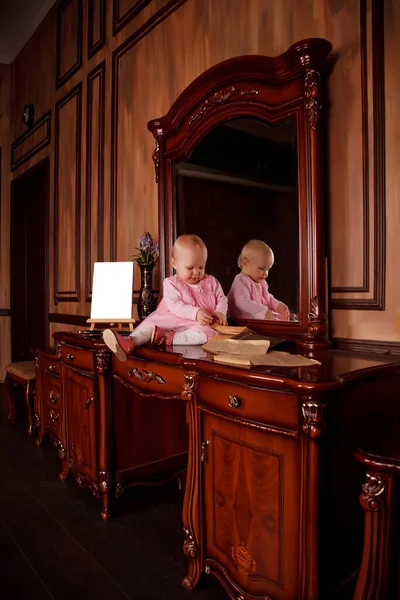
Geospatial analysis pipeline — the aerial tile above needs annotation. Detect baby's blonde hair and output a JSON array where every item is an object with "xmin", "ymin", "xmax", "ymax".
[
  {"xmin": 238, "ymin": 239, "xmax": 274, "ymax": 268},
  {"xmin": 172, "ymin": 234, "xmax": 207, "ymax": 259}
]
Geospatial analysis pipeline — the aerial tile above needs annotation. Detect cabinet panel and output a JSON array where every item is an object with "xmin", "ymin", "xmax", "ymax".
[
  {"xmin": 202, "ymin": 411, "xmax": 300, "ymax": 600},
  {"xmin": 65, "ymin": 368, "xmax": 99, "ymax": 484}
]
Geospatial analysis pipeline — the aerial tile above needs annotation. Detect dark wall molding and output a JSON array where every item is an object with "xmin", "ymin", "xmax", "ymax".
[
  {"xmin": 56, "ymin": 0, "xmax": 83, "ymax": 90},
  {"xmin": 85, "ymin": 60, "xmax": 105, "ymax": 301},
  {"xmin": 333, "ymin": 337, "xmax": 400, "ymax": 357},
  {"xmin": 11, "ymin": 111, "xmax": 51, "ymax": 171},
  {"xmin": 110, "ymin": 0, "xmax": 188, "ymax": 258},
  {"xmin": 331, "ymin": 0, "xmax": 386, "ymax": 310},
  {"xmin": 49, "ymin": 312, "xmax": 89, "ymax": 326},
  {"xmin": 54, "ymin": 83, "xmax": 82, "ymax": 304},
  {"xmin": 112, "ymin": 0, "xmax": 151, "ymax": 36},
  {"xmin": 88, "ymin": 0, "xmax": 106, "ymax": 59}
]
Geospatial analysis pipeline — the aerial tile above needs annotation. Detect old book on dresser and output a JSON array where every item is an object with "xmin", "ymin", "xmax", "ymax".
[{"xmin": 34, "ymin": 332, "xmax": 188, "ymax": 520}]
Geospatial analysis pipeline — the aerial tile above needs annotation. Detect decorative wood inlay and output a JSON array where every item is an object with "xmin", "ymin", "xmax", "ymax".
[
  {"xmin": 53, "ymin": 83, "xmax": 82, "ymax": 304},
  {"xmin": 359, "ymin": 472, "xmax": 385, "ymax": 511},
  {"xmin": 307, "ymin": 296, "xmax": 326, "ymax": 338},
  {"xmin": 331, "ymin": 0, "xmax": 386, "ymax": 310},
  {"xmin": 88, "ymin": 0, "xmax": 106, "ymax": 59},
  {"xmin": 181, "ymin": 372, "xmax": 201, "ymax": 590},
  {"xmin": 110, "ymin": 0, "xmax": 188, "ymax": 258},
  {"xmin": 56, "ymin": 0, "xmax": 83, "ymax": 90},
  {"xmin": 96, "ymin": 352, "xmax": 111, "ymax": 373},
  {"xmin": 189, "ymin": 86, "xmax": 259, "ymax": 126},
  {"xmin": 301, "ymin": 400, "xmax": 327, "ymax": 439},
  {"xmin": 127, "ymin": 367, "xmax": 166, "ymax": 384},
  {"xmin": 11, "ymin": 110, "xmax": 51, "ymax": 171},
  {"xmin": 85, "ymin": 61, "xmax": 105, "ymax": 301},
  {"xmin": 152, "ymin": 137, "xmax": 160, "ymax": 183},
  {"xmin": 112, "ymin": 0, "xmax": 151, "ymax": 36},
  {"xmin": 198, "ymin": 404, "xmax": 298, "ymax": 438},
  {"xmin": 304, "ymin": 69, "xmax": 321, "ymax": 131}
]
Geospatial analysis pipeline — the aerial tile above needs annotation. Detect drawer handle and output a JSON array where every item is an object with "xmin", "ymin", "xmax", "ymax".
[
  {"xmin": 48, "ymin": 364, "xmax": 56, "ymax": 371},
  {"xmin": 49, "ymin": 410, "xmax": 60, "ymax": 423},
  {"xmin": 85, "ymin": 398, "xmax": 94, "ymax": 409},
  {"xmin": 66, "ymin": 353, "xmax": 74, "ymax": 361},
  {"xmin": 49, "ymin": 391, "xmax": 60, "ymax": 403},
  {"xmin": 228, "ymin": 395, "xmax": 241, "ymax": 408},
  {"xmin": 128, "ymin": 367, "xmax": 166, "ymax": 385}
]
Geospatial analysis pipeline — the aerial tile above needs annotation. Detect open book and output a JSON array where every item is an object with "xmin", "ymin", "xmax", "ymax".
[
  {"xmin": 202, "ymin": 324, "xmax": 283, "ymax": 356},
  {"xmin": 203, "ymin": 324, "xmax": 321, "ymax": 368}
]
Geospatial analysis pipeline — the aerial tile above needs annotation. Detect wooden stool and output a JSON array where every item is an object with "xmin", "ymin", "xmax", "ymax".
[
  {"xmin": 353, "ymin": 440, "xmax": 400, "ymax": 600},
  {"xmin": 5, "ymin": 361, "xmax": 36, "ymax": 435}
]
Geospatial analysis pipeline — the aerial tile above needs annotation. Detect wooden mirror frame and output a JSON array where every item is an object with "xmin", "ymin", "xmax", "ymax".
[{"xmin": 148, "ymin": 38, "xmax": 332, "ymax": 348}]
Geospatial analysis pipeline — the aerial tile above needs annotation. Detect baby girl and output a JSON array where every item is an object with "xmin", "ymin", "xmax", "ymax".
[
  {"xmin": 103, "ymin": 234, "xmax": 228, "ymax": 361},
  {"xmin": 227, "ymin": 239, "xmax": 290, "ymax": 321}
]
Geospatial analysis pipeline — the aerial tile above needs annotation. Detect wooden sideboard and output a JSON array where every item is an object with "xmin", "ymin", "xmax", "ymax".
[
  {"xmin": 174, "ymin": 346, "xmax": 400, "ymax": 600},
  {"xmin": 35, "ymin": 334, "xmax": 400, "ymax": 598},
  {"xmin": 35, "ymin": 333, "xmax": 188, "ymax": 519}
]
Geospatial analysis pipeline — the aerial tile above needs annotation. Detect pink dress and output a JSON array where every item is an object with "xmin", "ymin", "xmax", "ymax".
[
  {"xmin": 134, "ymin": 274, "xmax": 228, "ymax": 339},
  {"xmin": 227, "ymin": 273, "xmax": 287, "ymax": 320}
]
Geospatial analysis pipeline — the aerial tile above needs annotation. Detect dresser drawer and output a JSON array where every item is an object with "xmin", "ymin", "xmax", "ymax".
[
  {"xmin": 198, "ymin": 376, "xmax": 299, "ymax": 432},
  {"xmin": 61, "ymin": 344, "xmax": 95, "ymax": 372},
  {"xmin": 44, "ymin": 377, "xmax": 62, "ymax": 406},
  {"xmin": 114, "ymin": 356, "xmax": 185, "ymax": 397},
  {"xmin": 41, "ymin": 355, "xmax": 60, "ymax": 377},
  {"xmin": 46, "ymin": 404, "xmax": 63, "ymax": 440}
]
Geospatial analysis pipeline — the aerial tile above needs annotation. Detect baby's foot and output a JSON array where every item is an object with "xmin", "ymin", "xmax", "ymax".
[{"xmin": 102, "ymin": 329, "xmax": 135, "ymax": 361}]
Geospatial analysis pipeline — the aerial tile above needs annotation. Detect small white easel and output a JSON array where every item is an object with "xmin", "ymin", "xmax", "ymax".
[
  {"xmin": 88, "ymin": 262, "xmax": 136, "ymax": 332},
  {"xmin": 86, "ymin": 318, "xmax": 135, "ymax": 332}
]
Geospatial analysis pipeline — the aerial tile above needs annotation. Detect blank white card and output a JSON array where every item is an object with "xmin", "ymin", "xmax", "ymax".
[{"xmin": 90, "ymin": 262, "xmax": 134, "ymax": 320}]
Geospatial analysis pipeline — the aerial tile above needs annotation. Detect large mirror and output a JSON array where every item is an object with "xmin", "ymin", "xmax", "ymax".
[
  {"xmin": 149, "ymin": 38, "xmax": 332, "ymax": 347},
  {"xmin": 175, "ymin": 116, "xmax": 299, "ymax": 319}
]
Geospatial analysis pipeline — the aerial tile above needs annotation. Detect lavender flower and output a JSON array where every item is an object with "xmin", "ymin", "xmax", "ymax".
[{"xmin": 132, "ymin": 231, "xmax": 160, "ymax": 266}]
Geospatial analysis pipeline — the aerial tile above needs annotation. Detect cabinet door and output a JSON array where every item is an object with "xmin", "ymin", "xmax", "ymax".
[
  {"xmin": 202, "ymin": 411, "xmax": 301, "ymax": 600},
  {"xmin": 65, "ymin": 368, "xmax": 99, "ymax": 485}
]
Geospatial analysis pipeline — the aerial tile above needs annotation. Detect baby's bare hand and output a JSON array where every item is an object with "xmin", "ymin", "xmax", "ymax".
[
  {"xmin": 196, "ymin": 308, "xmax": 213, "ymax": 326},
  {"xmin": 213, "ymin": 311, "xmax": 227, "ymax": 326},
  {"xmin": 277, "ymin": 303, "xmax": 290, "ymax": 319}
]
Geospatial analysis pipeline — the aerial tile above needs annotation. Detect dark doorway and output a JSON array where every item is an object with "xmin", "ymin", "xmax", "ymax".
[{"xmin": 10, "ymin": 158, "xmax": 49, "ymax": 361}]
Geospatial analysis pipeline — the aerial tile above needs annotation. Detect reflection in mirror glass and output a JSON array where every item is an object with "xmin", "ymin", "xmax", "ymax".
[{"xmin": 175, "ymin": 116, "xmax": 299, "ymax": 321}]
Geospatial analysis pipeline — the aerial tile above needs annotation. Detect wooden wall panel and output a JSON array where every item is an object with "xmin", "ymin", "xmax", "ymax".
[
  {"xmin": 330, "ymin": 0, "xmax": 386, "ymax": 310},
  {"xmin": 0, "ymin": 0, "xmax": 399, "ymax": 366},
  {"xmin": 54, "ymin": 83, "xmax": 82, "ymax": 304},
  {"xmin": 113, "ymin": 0, "xmax": 151, "ymax": 35},
  {"xmin": 85, "ymin": 61, "xmax": 105, "ymax": 300},
  {"xmin": 56, "ymin": 0, "xmax": 83, "ymax": 89},
  {"xmin": 11, "ymin": 110, "xmax": 51, "ymax": 171},
  {"xmin": 88, "ymin": 0, "xmax": 106, "ymax": 59}
]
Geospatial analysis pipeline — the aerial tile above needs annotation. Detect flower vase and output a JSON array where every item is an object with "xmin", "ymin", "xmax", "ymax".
[{"xmin": 137, "ymin": 264, "xmax": 156, "ymax": 321}]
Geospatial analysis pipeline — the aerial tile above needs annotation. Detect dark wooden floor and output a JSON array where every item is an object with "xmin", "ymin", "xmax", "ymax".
[{"xmin": 0, "ymin": 384, "xmax": 225, "ymax": 600}]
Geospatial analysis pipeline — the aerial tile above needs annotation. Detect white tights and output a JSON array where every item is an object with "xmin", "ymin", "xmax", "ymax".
[{"xmin": 130, "ymin": 327, "xmax": 207, "ymax": 347}]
